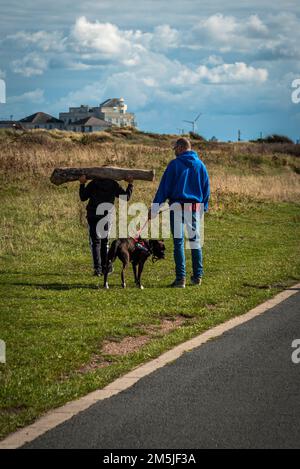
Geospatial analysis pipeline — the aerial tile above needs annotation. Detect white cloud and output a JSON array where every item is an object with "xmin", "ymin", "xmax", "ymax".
[
  {"xmin": 187, "ymin": 13, "xmax": 287, "ymax": 56},
  {"xmin": 54, "ymin": 71, "xmax": 151, "ymax": 111},
  {"xmin": 67, "ymin": 13, "xmax": 300, "ymax": 64},
  {"xmin": 2, "ymin": 13, "xmax": 285, "ymax": 121},
  {"xmin": 11, "ymin": 53, "xmax": 48, "ymax": 77},
  {"xmin": 9, "ymin": 88, "xmax": 45, "ymax": 103},
  {"xmin": 196, "ymin": 13, "xmax": 237, "ymax": 44},
  {"xmin": 151, "ymin": 24, "xmax": 180, "ymax": 50},
  {"xmin": 52, "ymin": 55, "xmax": 268, "ymax": 121},
  {"xmin": 1, "ymin": 2, "xmax": 299, "ymax": 138},
  {"xmin": 65, "ymin": 61, "xmax": 99, "ymax": 71},
  {"xmin": 70, "ymin": 16, "xmax": 149, "ymax": 66},
  {"xmin": 68, "ymin": 17, "xmax": 180, "ymax": 66},
  {"xmin": 172, "ymin": 62, "xmax": 268, "ymax": 85},
  {"xmin": 201, "ymin": 55, "xmax": 224, "ymax": 66},
  {"xmin": 246, "ymin": 14, "xmax": 269, "ymax": 36},
  {"xmin": 72, "ymin": 16, "xmax": 128, "ymax": 55},
  {"xmin": 6, "ymin": 30, "xmax": 66, "ymax": 52},
  {"xmin": 253, "ymin": 13, "xmax": 300, "ymax": 60},
  {"xmin": 6, "ymin": 11, "xmax": 298, "ymax": 84},
  {"xmin": 142, "ymin": 77, "xmax": 157, "ymax": 87}
]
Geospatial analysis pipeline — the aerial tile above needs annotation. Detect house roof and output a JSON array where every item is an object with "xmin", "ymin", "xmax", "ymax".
[
  {"xmin": 20, "ymin": 112, "xmax": 64, "ymax": 124},
  {"xmin": 0, "ymin": 120, "xmax": 24, "ymax": 129},
  {"xmin": 100, "ymin": 98, "xmax": 123, "ymax": 108},
  {"xmin": 70, "ymin": 116, "xmax": 112, "ymax": 126}
]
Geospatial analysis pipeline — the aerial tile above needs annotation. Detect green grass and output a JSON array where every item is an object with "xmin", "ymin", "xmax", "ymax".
[
  {"xmin": 0, "ymin": 132, "xmax": 299, "ymax": 438},
  {"xmin": 0, "ymin": 189, "xmax": 299, "ymax": 439}
]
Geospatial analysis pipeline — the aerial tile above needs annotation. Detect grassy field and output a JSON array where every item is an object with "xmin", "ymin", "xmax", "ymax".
[{"xmin": 0, "ymin": 128, "xmax": 300, "ymax": 439}]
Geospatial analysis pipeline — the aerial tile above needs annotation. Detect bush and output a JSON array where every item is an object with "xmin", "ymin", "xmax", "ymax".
[
  {"xmin": 80, "ymin": 132, "xmax": 113, "ymax": 145},
  {"xmin": 252, "ymin": 134, "xmax": 294, "ymax": 144},
  {"xmin": 189, "ymin": 131, "xmax": 206, "ymax": 141}
]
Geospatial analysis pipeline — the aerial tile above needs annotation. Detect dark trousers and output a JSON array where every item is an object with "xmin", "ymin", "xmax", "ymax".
[{"xmin": 87, "ymin": 216, "xmax": 109, "ymax": 272}]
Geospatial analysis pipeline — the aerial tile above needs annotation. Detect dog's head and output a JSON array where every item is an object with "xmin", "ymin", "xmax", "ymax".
[{"xmin": 149, "ymin": 239, "xmax": 166, "ymax": 260}]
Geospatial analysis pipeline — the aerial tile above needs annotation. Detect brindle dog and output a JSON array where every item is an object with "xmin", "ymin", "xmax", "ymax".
[{"xmin": 103, "ymin": 238, "xmax": 165, "ymax": 289}]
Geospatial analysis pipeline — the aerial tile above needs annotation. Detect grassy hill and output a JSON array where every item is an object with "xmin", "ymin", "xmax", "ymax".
[{"xmin": 0, "ymin": 128, "xmax": 299, "ymax": 439}]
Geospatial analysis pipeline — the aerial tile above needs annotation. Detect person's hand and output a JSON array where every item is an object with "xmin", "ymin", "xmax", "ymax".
[
  {"xmin": 79, "ymin": 175, "xmax": 87, "ymax": 184},
  {"xmin": 125, "ymin": 175, "xmax": 134, "ymax": 184}
]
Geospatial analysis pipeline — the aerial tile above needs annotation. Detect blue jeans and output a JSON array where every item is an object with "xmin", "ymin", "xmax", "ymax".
[{"xmin": 170, "ymin": 207, "xmax": 203, "ymax": 280}]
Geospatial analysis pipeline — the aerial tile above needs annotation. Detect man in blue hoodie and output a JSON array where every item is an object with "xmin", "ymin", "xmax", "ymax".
[{"xmin": 148, "ymin": 137, "xmax": 210, "ymax": 288}]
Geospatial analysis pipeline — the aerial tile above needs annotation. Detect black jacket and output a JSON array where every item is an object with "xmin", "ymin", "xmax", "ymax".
[{"xmin": 79, "ymin": 179, "xmax": 133, "ymax": 218}]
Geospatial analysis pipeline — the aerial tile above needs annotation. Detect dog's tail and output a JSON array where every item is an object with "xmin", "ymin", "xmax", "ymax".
[
  {"xmin": 107, "ymin": 239, "xmax": 121, "ymax": 264},
  {"xmin": 103, "ymin": 240, "xmax": 121, "ymax": 284}
]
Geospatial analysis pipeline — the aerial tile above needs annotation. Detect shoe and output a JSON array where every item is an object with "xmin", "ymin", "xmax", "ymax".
[
  {"xmin": 93, "ymin": 269, "xmax": 102, "ymax": 277},
  {"xmin": 170, "ymin": 278, "xmax": 186, "ymax": 288},
  {"xmin": 191, "ymin": 276, "xmax": 202, "ymax": 285}
]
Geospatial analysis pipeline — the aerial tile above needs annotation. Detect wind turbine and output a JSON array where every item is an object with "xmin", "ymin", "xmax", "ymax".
[{"xmin": 183, "ymin": 112, "xmax": 202, "ymax": 133}]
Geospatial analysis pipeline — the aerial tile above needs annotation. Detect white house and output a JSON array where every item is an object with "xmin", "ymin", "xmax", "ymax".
[
  {"xmin": 19, "ymin": 112, "xmax": 64, "ymax": 130},
  {"xmin": 66, "ymin": 116, "xmax": 112, "ymax": 133},
  {"xmin": 59, "ymin": 98, "xmax": 136, "ymax": 128},
  {"xmin": 1, "ymin": 97, "xmax": 136, "ymax": 133}
]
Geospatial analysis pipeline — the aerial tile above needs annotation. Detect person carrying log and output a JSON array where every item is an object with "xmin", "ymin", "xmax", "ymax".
[{"xmin": 79, "ymin": 175, "xmax": 134, "ymax": 276}]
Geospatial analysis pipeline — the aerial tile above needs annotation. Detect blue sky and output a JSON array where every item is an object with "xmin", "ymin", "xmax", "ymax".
[{"xmin": 0, "ymin": 0, "xmax": 300, "ymax": 140}]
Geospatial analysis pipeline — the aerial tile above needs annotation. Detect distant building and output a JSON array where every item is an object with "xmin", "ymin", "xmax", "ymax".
[
  {"xmin": 66, "ymin": 116, "xmax": 112, "ymax": 133},
  {"xmin": 59, "ymin": 97, "xmax": 136, "ymax": 128},
  {"xmin": 19, "ymin": 112, "xmax": 64, "ymax": 130},
  {"xmin": 0, "ymin": 97, "xmax": 136, "ymax": 133},
  {"xmin": 0, "ymin": 120, "xmax": 21, "ymax": 129},
  {"xmin": 99, "ymin": 98, "xmax": 136, "ymax": 127}
]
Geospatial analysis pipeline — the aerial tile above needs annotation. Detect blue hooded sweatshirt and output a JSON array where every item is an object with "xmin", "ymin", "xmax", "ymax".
[{"xmin": 152, "ymin": 150, "xmax": 210, "ymax": 211}]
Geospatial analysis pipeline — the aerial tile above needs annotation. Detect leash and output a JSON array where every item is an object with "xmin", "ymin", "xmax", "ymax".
[
  {"xmin": 133, "ymin": 218, "xmax": 149, "ymax": 242},
  {"xmin": 131, "ymin": 208, "xmax": 169, "ymax": 262},
  {"xmin": 133, "ymin": 206, "xmax": 170, "ymax": 241}
]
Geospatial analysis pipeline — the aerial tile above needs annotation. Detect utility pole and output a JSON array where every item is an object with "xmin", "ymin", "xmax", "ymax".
[{"xmin": 238, "ymin": 129, "xmax": 241, "ymax": 142}]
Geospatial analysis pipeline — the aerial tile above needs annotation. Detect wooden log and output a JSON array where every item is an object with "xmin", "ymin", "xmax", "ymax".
[{"xmin": 50, "ymin": 166, "xmax": 155, "ymax": 186}]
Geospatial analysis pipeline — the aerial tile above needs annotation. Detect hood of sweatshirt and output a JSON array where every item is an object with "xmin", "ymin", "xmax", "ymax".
[{"xmin": 176, "ymin": 150, "xmax": 200, "ymax": 168}]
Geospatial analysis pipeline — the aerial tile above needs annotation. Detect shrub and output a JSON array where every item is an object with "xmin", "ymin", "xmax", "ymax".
[
  {"xmin": 252, "ymin": 134, "xmax": 294, "ymax": 144},
  {"xmin": 189, "ymin": 131, "xmax": 206, "ymax": 141},
  {"xmin": 80, "ymin": 132, "xmax": 113, "ymax": 145}
]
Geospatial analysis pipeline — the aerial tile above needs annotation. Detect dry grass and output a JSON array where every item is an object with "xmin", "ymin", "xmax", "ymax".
[
  {"xmin": 0, "ymin": 128, "xmax": 299, "ymax": 211},
  {"xmin": 211, "ymin": 171, "xmax": 300, "ymax": 202},
  {"xmin": 0, "ymin": 140, "xmax": 169, "ymax": 177},
  {"xmin": 99, "ymin": 316, "xmax": 187, "ymax": 356},
  {"xmin": 101, "ymin": 336, "xmax": 151, "ymax": 356}
]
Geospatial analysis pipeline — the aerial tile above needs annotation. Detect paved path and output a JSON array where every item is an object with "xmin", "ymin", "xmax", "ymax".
[{"xmin": 24, "ymin": 290, "xmax": 300, "ymax": 449}]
